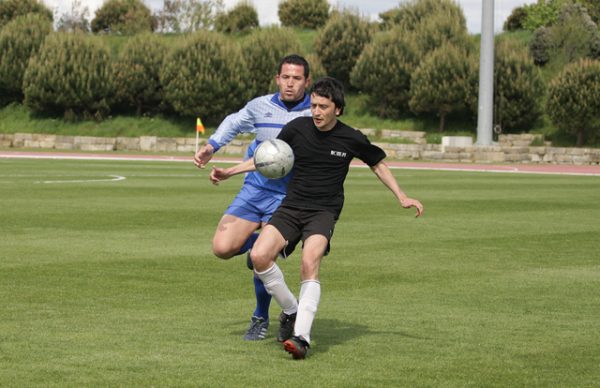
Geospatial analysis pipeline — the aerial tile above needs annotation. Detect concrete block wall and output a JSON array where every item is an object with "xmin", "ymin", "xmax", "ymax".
[{"xmin": 1, "ymin": 132, "xmax": 599, "ymax": 165}]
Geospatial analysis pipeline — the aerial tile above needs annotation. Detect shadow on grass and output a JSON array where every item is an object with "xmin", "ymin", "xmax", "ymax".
[
  {"xmin": 227, "ymin": 317, "xmax": 428, "ymax": 355},
  {"xmin": 312, "ymin": 319, "xmax": 428, "ymax": 354}
]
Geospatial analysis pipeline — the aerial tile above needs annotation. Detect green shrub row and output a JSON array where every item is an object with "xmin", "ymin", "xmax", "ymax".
[{"xmin": 1, "ymin": 0, "xmax": 599, "ymax": 145}]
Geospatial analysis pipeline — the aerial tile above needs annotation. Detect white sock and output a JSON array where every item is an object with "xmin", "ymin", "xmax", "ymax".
[
  {"xmin": 254, "ymin": 263, "xmax": 297, "ymax": 315},
  {"xmin": 294, "ymin": 280, "xmax": 321, "ymax": 344}
]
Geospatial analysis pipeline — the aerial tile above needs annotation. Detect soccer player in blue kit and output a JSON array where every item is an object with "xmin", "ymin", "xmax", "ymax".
[
  {"xmin": 194, "ymin": 55, "xmax": 311, "ymax": 341},
  {"xmin": 210, "ymin": 77, "xmax": 424, "ymax": 359}
]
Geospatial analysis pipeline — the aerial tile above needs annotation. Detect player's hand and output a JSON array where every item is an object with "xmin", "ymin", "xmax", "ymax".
[
  {"xmin": 400, "ymin": 198, "xmax": 424, "ymax": 218},
  {"xmin": 209, "ymin": 166, "xmax": 231, "ymax": 185},
  {"xmin": 193, "ymin": 144, "xmax": 215, "ymax": 169}
]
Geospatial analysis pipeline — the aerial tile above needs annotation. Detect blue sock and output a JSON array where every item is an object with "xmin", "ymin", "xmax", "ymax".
[
  {"xmin": 236, "ymin": 232, "xmax": 259, "ymax": 256},
  {"xmin": 253, "ymin": 274, "xmax": 271, "ymax": 320}
]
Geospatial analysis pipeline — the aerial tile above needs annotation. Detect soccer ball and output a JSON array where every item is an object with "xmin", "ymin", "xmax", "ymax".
[{"xmin": 253, "ymin": 139, "xmax": 294, "ymax": 179}]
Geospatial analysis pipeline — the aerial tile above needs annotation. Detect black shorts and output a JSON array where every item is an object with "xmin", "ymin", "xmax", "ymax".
[{"xmin": 268, "ymin": 205, "xmax": 336, "ymax": 257}]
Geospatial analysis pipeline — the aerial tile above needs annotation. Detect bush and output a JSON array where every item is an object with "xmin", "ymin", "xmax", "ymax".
[
  {"xmin": 578, "ymin": 0, "xmax": 600, "ymax": 25},
  {"xmin": 504, "ymin": 6, "xmax": 528, "ymax": 31},
  {"xmin": 410, "ymin": 10, "xmax": 469, "ymax": 55},
  {"xmin": 214, "ymin": 1, "xmax": 258, "ymax": 34},
  {"xmin": 241, "ymin": 27, "xmax": 302, "ymax": 97},
  {"xmin": 0, "ymin": 13, "xmax": 52, "ymax": 105},
  {"xmin": 553, "ymin": 3, "xmax": 600, "ymax": 63},
  {"xmin": 154, "ymin": 0, "xmax": 224, "ymax": 33},
  {"xmin": 278, "ymin": 0, "xmax": 329, "ymax": 29},
  {"xmin": 546, "ymin": 59, "xmax": 600, "ymax": 146},
  {"xmin": 492, "ymin": 40, "xmax": 545, "ymax": 133},
  {"xmin": 529, "ymin": 26, "xmax": 552, "ymax": 66},
  {"xmin": 350, "ymin": 27, "xmax": 420, "ymax": 118},
  {"xmin": 522, "ymin": 0, "xmax": 561, "ymax": 31},
  {"xmin": 409, "ymin": 43, "xmax": 475, "ymax": 132},
  {"xmin": 314, "ymin": 11, "xmax": 372, "ymax": 88},
  {"xmin": 161, "ymin": 31, "xmax": 251, "ymax": 123},
  {"xmin": 112, "ymin": 33, "xmax": 167, "ymax": 115},
  {"xmin": 379, "ymin": 0, "xmax": 466, "ymax": 32},
  {"xmin": 530, "ymin": 3, "xmax": 600, "ymax": 67},
  {"xmin": 304, "ymin": 53, "xmax": 326, "ymax": 83},
  {"xmin": 91, "ymin": 0, "xmax": 154, "ymax": 34},
  {"xmin": 23, "ymin": 33, "xmax": 113, "ymax": 120},
  {"xmin": 0, "ymin": 0, "xmax": 52, "ymax": 30}
]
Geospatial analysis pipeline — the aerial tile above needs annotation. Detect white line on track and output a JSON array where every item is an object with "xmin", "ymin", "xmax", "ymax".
[{"xmin": 34, "ymin": 175, "xmax": 126, "ymax": 184}]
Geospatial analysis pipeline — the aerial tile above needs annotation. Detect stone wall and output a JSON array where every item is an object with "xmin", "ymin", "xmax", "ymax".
[{"xmin": 1, "ymin": 132, "xmax": 599, "ymax": 165}]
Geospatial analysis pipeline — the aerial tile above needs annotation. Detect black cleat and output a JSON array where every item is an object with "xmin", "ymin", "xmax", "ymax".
[{"xmin": 277, "ymin": 311, "xmax": 296, "ymax": 342}]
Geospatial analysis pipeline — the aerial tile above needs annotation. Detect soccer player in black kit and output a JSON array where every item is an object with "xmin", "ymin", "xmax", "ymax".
[{"xmin": 209, "ymin": 77, "xmax": 424, "ymax": 359}]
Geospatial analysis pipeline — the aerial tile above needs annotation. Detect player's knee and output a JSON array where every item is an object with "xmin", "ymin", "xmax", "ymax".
[
  {"xmin": 250, "ymin": 248, "xmax": 272, "ymax": 271},
  {"xmin": 211, "ymin": 240, "xmax": 236, "ymax": 260}
]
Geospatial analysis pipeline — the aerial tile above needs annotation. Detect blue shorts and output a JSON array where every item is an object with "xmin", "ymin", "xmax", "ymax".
[{"xmin": 225, "ymin": 184, "xmax": 285, "ymax": 224}]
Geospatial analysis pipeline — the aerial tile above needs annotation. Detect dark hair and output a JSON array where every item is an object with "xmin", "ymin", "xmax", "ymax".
[
  {"xmin": 278, "ymin": 54, "xmax": 310, "ymax": 79},
  {"xmin": 310, "ymin": 76, "xmax": 345, "ymax": 115}
]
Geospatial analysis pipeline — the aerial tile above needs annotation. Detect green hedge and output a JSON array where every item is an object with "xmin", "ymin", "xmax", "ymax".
[
  {"xmin": 0, "ymin": 13, "xmax": 52, "ymax": 105},
  {"xmin": 23, "ymin": 33, "xmax": 113, "ymax": 120},
  {"xmin": 112, "ymin": 33, "xmax": 167, "ymax": 115},
  {"xmin": 160, "ymin": 31, "xmax": 251, "ymax": 123}
]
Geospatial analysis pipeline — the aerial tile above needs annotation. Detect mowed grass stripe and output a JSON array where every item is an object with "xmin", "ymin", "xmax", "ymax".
[{"xmin": 1, "ymin": 159, "xmax": 599, "ymax": 387}]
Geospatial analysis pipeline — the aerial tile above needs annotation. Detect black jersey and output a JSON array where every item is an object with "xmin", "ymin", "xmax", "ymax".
[{"xmin": 277, "ymin": 116, "xmax": 386, "ymax": 218}]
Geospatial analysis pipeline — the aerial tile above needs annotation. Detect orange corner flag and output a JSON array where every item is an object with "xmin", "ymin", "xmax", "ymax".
[{"xmin": 196, "ymin": 118, "xmax": 205, "ymax": 134}]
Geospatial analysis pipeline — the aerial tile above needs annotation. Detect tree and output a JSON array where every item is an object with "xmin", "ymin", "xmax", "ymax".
[
  {"xmin": 161, "ymin": 31, "xmax": 251, "ymax": 123},
  {"xmin": 154, "ymin": 0, "xmax": 224, "ymax": 33},
  {"xmin": 503, "ymin": 6, "xmax": 528, "ymax": 31},
  {"xmin": 350, "ymin": 27, "xmax": 420, "ymax": 118},
  {"xmin": 0, "ymin": 13, "xmax": 52, "ymax": 105},
  {"xmin": 314, "ymin": 11, "xmax": 372, "ymax": 88},
  {"xmin": 522, "ymin": 0, "xmax": 568, "ymax": 31},
  {"xmin": 91, "ymin": 0, "xmax": 154, "ymax": 34},
  {"xmin": 529, "ymin": 26, "xmax": 552, "ymax": 65},
  {"xmin": 492, "ymin": 40, "xmax": 545, "ymax": 133},
  {"xmin": 379, "ymin": 0, "xmax": 466, "ymax": 32},
  {"xmin": 23, "ymin": 33, "xmax": 113, "ymax": 120},
  {"xmin": 529, "ymin": 3, "xmax": 600, "ymax": 68},
  {"xmin": 214, "ymin": 1, "xmax": 258, "ymax": 34},
  {"xmin": 410, "ymin": 10, "xmax": 469, "ymax": 55},
  {"xmin": 241, "ymin": 27, "xmax": 301, "ymax": 97},
  {"xmin": 55, "ymin": 0, "xmax": 90, "ymax": 32},
  {"xmin": 409, "ymin": 43, "xmax": 474, "ymax": 132},
  {"xmin": 546, "ymin": 59, "xmax": 600, "ymax": 146},
  {"xmin": 278, "ymin": 0, "xmax": 329, "ymax": 29},
  {"xmin": 112, "ymin": 33, "xmax": 167, "ymax": 115},
  {"xmin": 0, "ymin": 0, "xmax": 52, "ymax": 30},
  {"xmin": 577, "ymin": 0, "xmax": 600, "ymax": 24}
]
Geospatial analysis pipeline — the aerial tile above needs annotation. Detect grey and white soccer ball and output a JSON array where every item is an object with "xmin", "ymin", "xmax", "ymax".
[{"xmin": 253, "ymin": 139, "xmax": 294, "ymax": 179}]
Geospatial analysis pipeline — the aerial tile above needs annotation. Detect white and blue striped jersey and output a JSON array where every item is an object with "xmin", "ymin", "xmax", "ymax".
[{"xmin": 208, "ymin": 92, "xmax": 311, "ymax": 194}]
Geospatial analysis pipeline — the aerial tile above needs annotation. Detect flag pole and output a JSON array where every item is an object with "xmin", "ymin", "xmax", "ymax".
[{"xmin": 195, "ymin": 117, "xmax": 205, "ymax": 153}]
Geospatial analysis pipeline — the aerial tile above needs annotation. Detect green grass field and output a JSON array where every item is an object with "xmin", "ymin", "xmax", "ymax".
[{"xmin": 1, "ymin": 157, "xmax": 599, "ymax": 387}]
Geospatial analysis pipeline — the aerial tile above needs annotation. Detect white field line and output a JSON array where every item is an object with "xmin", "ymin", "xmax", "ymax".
[{"xmin": 34, "ymin": 175, "xmax": 126, "ymax": 184}]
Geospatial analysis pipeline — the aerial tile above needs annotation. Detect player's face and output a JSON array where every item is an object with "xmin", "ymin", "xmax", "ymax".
[
  {"xmin": 310, "ymin": 93, "xmax": 341, "ymax": 132},
  {"xmin": 276, "ymin": 63, "xmax": 309, "ymax": 102}
]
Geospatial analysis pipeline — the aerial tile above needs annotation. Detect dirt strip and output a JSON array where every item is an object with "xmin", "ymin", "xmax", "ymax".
[{"xmin": 1, "ymin": 150, "xmax": 600, "ymax": 176}]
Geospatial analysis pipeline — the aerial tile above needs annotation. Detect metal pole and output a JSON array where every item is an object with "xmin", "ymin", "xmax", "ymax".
[{"xmin": 476, "ymin": 0, "xmax": 494, "ymax": 146}]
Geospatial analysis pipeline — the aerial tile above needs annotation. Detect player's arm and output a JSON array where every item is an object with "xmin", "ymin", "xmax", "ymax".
[
  {"xmin": 209, "ymin": 158, "xmax": 256, "ymax": 185},
  {"xmin": 194, "ymin": 104, "xmax": 256, "ymax": 168},
  {"xmin": 370, "ymin": 161, "xmax": 424, "ymax": 217}
]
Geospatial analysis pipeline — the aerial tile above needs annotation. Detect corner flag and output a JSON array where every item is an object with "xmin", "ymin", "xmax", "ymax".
[{"xmin": 196, "ymin": 118, "xmax": 205, "ymax": 134}]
